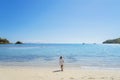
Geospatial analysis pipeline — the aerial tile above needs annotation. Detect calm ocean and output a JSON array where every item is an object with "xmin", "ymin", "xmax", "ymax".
[{"xmin": 0, "ymin": 44, "xmax": 120, "ymax": 69}]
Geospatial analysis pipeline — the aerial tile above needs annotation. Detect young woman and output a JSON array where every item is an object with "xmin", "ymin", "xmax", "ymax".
[{"xmin": 59, "ymin": 56, "xmax": 64, "ymax": 71}]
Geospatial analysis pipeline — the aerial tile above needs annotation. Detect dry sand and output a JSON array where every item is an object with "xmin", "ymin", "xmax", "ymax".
[{"xmin": 0, "ymin": 66, "xmax": 120, "ymax": 80}]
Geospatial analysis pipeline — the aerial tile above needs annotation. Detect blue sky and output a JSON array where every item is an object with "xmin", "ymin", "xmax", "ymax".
[{"xmin": 0, "ymin": 0, "xmax": 120, "ymax": 43}]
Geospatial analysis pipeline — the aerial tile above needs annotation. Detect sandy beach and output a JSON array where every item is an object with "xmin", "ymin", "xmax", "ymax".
[{"xmin": 0, "ymin": 67, "xmax": 120, "ymax": 80}]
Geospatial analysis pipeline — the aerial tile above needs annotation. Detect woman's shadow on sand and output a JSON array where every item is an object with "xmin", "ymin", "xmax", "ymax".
[{"xmin": 53, "ymin": 70, "xmax": 61, "ymax": 72}]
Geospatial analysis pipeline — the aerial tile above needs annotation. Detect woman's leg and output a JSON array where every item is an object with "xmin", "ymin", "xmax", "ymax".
[{"xmin": 61, "ymin": 65, "xmax": 63, "ymax": 71}]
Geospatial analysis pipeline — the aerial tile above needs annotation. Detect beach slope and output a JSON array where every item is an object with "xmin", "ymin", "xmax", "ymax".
[{"xmin": 0, "ymin": 67, "xmax": 120, "ymax": 80}]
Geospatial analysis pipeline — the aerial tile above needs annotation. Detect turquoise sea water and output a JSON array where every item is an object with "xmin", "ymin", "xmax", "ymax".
[{"xmin": 0, "ymin": 44, "xmax": 120, "ymax": 68}]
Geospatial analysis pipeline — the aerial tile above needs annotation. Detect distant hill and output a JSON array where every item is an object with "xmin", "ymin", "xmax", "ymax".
[
  {"xmin": 103, "ymin": 38, "xmax": 120, "ymax": 44},
  {"xmin": 0, "ymin": 37, "xmax": 23, "ymax": 44},
  {"xmin": 15, "ymin": 41, "xmax": 23, "ymax": 44},
  {"xmin": 0, "ymin": 38, "xmax": 10, "ymax": 44}
]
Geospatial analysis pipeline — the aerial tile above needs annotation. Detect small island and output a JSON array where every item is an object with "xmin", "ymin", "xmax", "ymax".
[
  {"xmin": 0, "ymin": 37, "xmax": 23, "ymax": 44},
  {"xmin": 0, "ymin": 38, "xmax": 10, "ymax": 44},
  {"xmin": 15, "ymin": 41, "xmax": 23, "ymax": 44},
  {"xmin": 103, "ymin": 38, "xmax": 120, "ymax": 44}
]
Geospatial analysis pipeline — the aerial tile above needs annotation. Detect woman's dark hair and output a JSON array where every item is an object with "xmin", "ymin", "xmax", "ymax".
[{"xmin": 60, "ymin": 56, "xmax": 62, "ymax": 59}]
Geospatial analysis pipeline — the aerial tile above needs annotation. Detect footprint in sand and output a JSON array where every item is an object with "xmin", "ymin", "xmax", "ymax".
[
  {"xmin": 88, "ymin": 77, "xmax": 95, "ymax": 79},
  {"xmin": 36, "ymin": 76, "xmax": 44, "ymax": 80},
  {"xmin": 69, "ymin": 77, "xmax": 74, "ymax": 80},
  {"xmin": 81, "ymin": 77, "xmax": 85, "ymax": 79},
  {"xmin": 100, "ymin": 77, "xmax": 105, "ymax": 79},
  {"xmin": 60, "ymin": 78, "xmax": 64, "ymax": 80},
  {"xmin": 110, "ymin": 77, "xmax": 114, "ymax": 80}
]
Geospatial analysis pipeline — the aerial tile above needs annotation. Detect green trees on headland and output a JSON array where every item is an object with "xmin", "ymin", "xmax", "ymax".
[
  {"xmin": 0, "ymin": 38, "xmax": 10, "ymax": 44},
  {"xmin": 103, "ymin": 38, "xmax": 120, "ymax": 44},
  {"xmin": 1, "ymin": 37, "xmax": 120, "ymax": 44},
  {"xmin": 0, "ymin": 37, "xmax": 23, "ymax": 44}
]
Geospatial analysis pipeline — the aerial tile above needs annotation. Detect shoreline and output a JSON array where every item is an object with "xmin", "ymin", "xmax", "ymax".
[{"xmin": 0, "ymin": 65, "xmax": 120, "ymax": 70}]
